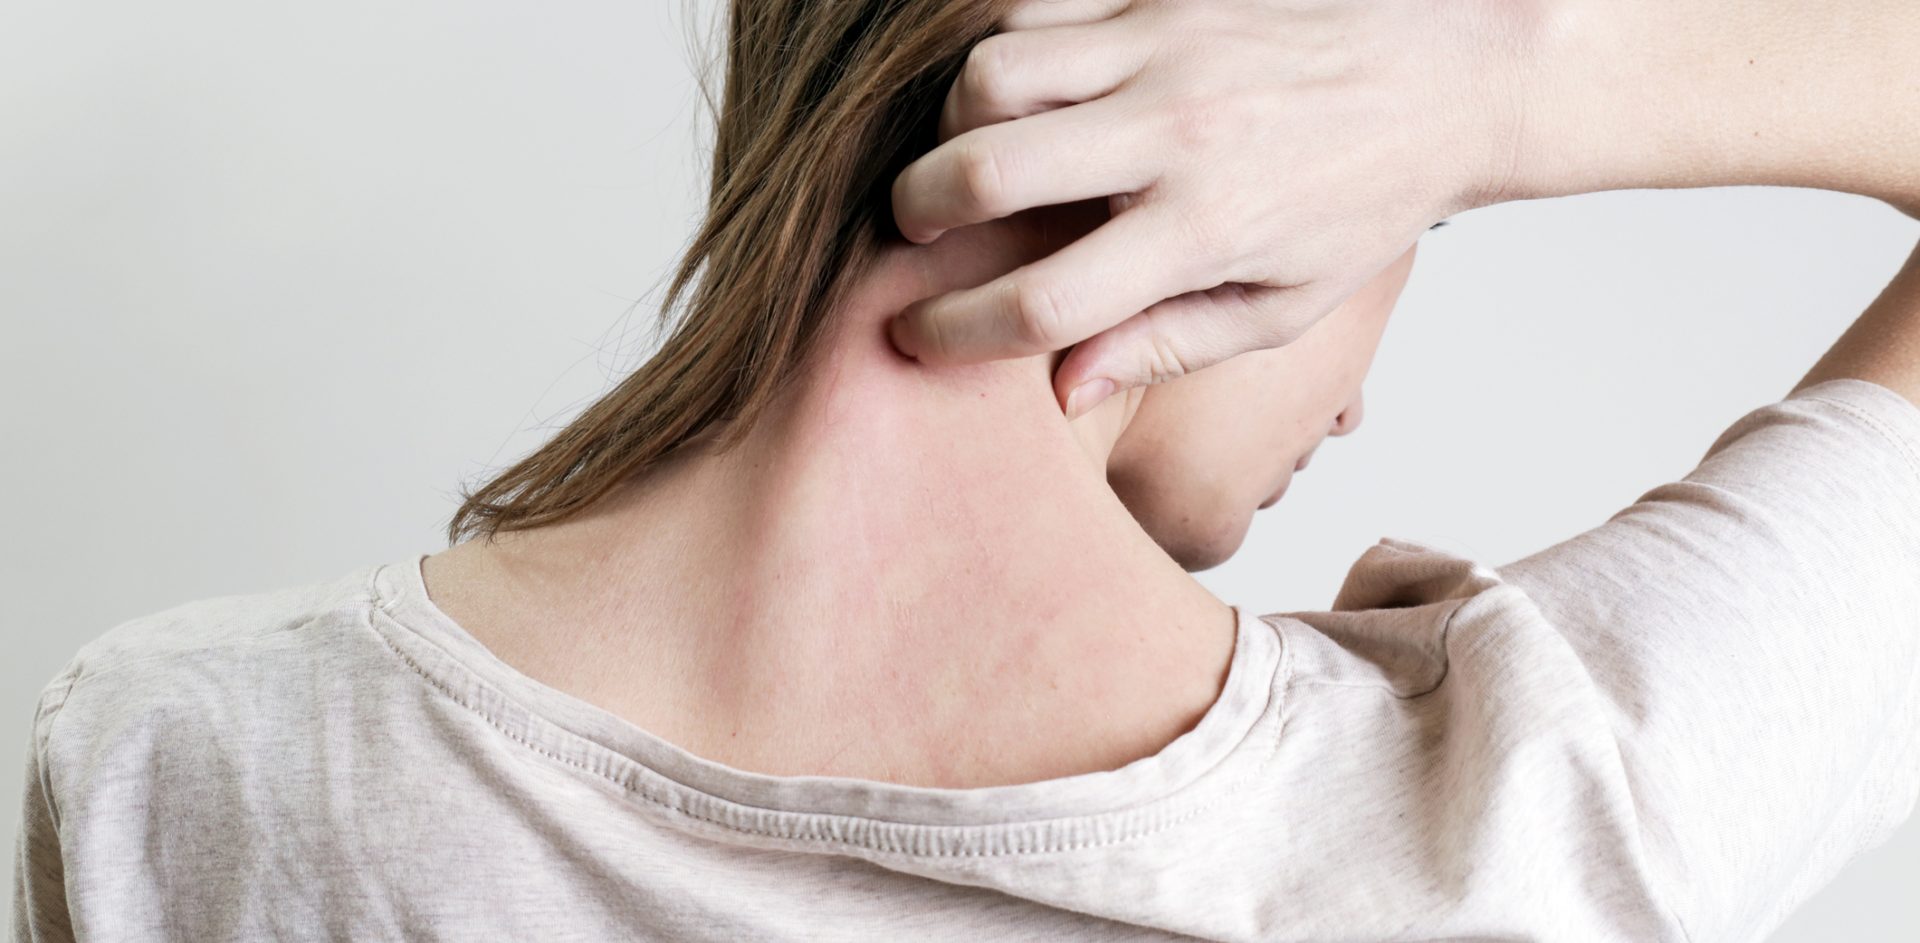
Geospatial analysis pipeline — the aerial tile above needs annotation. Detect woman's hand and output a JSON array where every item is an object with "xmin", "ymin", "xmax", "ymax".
[{"xmin": 887, "ymin": 0, "xmax": 1556, "ymax": 417}]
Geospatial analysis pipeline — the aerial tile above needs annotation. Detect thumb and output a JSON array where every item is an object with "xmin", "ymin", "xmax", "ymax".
[{"xmin": 1053, "ymin": 281, "xmax": 1335, "ymax": 420}]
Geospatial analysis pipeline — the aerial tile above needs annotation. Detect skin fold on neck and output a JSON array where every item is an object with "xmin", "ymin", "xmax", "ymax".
[{"xmin": 425, "ymin": 209, "xmax": 1240, "ymax": 790}]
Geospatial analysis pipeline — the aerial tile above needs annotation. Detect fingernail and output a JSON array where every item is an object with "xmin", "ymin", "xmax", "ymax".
[{"xmin": 1064, "ymin": 378, "xmax": 1115, "ymax": 420}]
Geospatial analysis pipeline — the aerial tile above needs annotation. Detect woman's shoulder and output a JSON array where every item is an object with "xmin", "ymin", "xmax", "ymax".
[
  {"xmin": 54, "ymin": 562, "xmax": 379, "ymax": 686},
  {"xmin": 27, "ymin": 561, "xmax": 387, "ymax": 762}
]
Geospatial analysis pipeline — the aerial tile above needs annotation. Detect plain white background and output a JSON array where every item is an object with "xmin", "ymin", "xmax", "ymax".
[{"xmin": 4, "ymin": 1, "xmax": 1916, "ymax": 937}]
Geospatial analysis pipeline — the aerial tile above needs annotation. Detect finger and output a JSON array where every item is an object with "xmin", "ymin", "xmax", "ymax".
[
  {"xmin": 939, "ymin": 22, "xmax": 1151, "ymax": 143},
  {"xmin": 888, "ymin": 201, "xmax": 1211, "ymax": 365},
  {"xmin": 893, "ymin": 94, "xmax": 1165, "ymax": 244},
  {"xmin": 1001, "ymin": 0, "xmax": 1134, "ymax": 31},
  {"xmin": 1053, "ymin": 282, "xmax": 1346, "ymax": 418}
]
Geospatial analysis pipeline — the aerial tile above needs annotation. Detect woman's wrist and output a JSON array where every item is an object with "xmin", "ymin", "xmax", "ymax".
[{"xmin": 1482, "ymin": 0, "xmax": 1920, "ymax": 211}]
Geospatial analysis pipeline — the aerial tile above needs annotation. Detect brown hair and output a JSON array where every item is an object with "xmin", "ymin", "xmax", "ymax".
[{"xmin": 446, "ymin": 0, "xmax": 1015, "ymax": 546}]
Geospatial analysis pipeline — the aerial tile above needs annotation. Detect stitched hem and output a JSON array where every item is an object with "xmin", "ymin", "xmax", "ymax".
[{"xmin": 359, "ymin": 567, "xmax": 1289, "ymax": 857}]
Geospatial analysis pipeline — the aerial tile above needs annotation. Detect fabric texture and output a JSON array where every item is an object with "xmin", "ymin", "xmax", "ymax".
[{"xmin": 13, "ymin": 377, "xmax": 1920, "ymax": 943}]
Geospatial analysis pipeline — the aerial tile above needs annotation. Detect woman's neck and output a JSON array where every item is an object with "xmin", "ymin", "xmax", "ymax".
[{"xmin": 430, "ymin": 216, "xmax": 1238, "ymax": 788}]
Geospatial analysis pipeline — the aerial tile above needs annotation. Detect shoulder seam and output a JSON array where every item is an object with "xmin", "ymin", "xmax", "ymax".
[
  {"xmin": 60, "ymin": 605, "xmax": 361, "ymax": 691},
  {"xmin": 1798, "ymin": 392, "xmax": 1920, "ymax": 483},
  {"xmin": 33, "ymin": 663, "xmax": 85, "ymax": 833}
]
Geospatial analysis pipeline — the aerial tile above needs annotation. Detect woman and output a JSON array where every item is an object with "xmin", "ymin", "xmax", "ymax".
[{"xmin": 15, "ymin": 0, "xmax": 1920, "ymax": 940}]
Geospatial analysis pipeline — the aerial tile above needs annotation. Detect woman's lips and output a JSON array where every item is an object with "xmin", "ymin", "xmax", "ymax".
[{"xmin": 1259, "ymin": 476, "xmax": 1290, "ymax": 509}]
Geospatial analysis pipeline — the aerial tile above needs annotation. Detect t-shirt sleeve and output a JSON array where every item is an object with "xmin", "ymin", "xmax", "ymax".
[
  {"xmin": 12, "ymin": 666, "xmax": 79, "ymax": 943},
  {"xmin": 1495, "ymin": 378, "xmax": 1920, "ymax": 943}
]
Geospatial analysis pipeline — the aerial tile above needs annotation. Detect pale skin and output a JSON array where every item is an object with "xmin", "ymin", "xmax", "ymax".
[
  {"xmin": 424, "ymin": 203, "xmax": 1408, "ymax": 789},
  {"xmin": 887, "ymin": 0, "xmax": 1920, "ymax": 412},
  {"xmin": 424, "ymin": 0, "xmax": 1920, "ymax": 790}
]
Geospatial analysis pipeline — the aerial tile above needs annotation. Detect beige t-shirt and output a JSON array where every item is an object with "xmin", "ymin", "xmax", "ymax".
[{"xmin": 13, "ymin": 378, "xmax": 1920, "ymax": 943}]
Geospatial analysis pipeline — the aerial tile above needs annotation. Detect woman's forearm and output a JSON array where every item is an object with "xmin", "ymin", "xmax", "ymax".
[
  {"xmin": 880, "ymin": 0, "xmax": 1918, "ymax": 398},
  {"xmin": 1498, "ymin": 0, "xmax": 1920, "ymax": 215}
]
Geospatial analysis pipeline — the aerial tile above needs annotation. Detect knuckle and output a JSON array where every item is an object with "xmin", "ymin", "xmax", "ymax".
[
  {"xmin": 1164, "ymin": 92, "xmax": 1232, "ymax": 153},
  {"xmin": 956, "ymin": 139, "xmax": 1009, "ymax": 215},
  {"xmin": 1144, "ymin": 328, "xmax": 1195, "ymax": 384},
  {"xmin": 960, "ymin": 37, "xmax": 1014, "ymax": 109},
  {"xmin": 1005, "ymin": 278, "xmax": 1069, "ymax": 350},
  {"xmin": 1210, "ymin": 281, "xmax": 1259, "ymax": 319}
]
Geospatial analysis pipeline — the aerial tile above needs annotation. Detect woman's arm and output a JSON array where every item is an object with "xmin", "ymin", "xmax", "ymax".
[
  {"xmin": 1795, "ymin": 238, "xmax": 1920, "ymax": 404},
  {"xmin": 1511, "ymin": 0, "xmax": 1920, "ymax": 408},
  {"xmin": 887, "ymin": 0, "xmax": 1920, "ymax": 412},
  {"xmin": 1497, "ymin": 0, "xmax": 1920, "ymax": 216}
]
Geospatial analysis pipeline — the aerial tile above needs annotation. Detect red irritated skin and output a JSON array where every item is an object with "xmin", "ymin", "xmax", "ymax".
[{"xmin": 870, "ymin": 188, "xmax": 1414, "ymax": 573}]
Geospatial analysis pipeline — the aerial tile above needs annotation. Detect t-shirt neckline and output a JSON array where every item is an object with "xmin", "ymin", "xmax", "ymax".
[{"xmin": 362, "ymin": 552, "xmax": 1287, "ymax": 847}]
